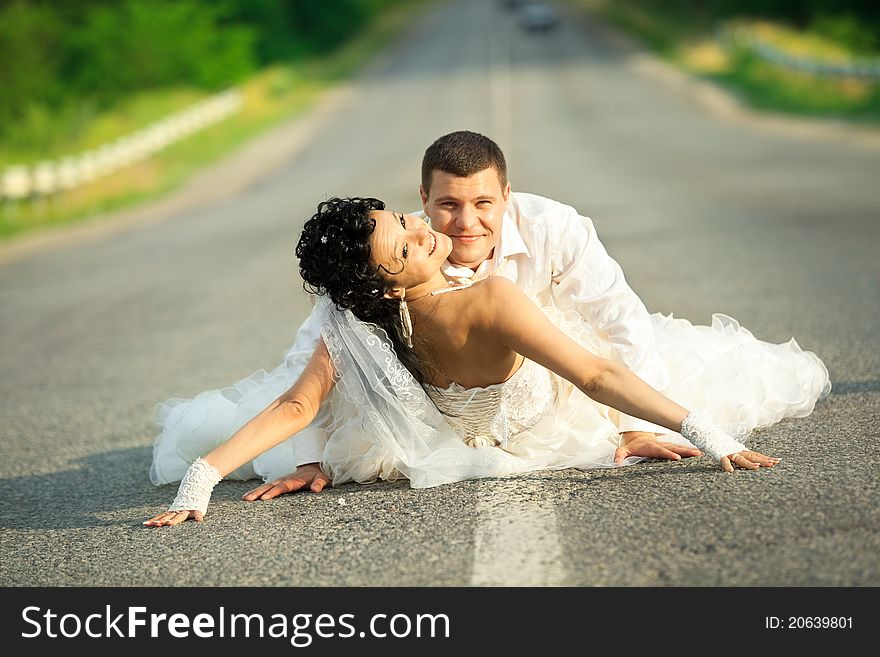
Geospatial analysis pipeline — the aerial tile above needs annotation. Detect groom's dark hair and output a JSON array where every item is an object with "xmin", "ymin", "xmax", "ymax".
[{"xmin": 421, "ymin": 131, "xmax": 507, "ymax": 194}]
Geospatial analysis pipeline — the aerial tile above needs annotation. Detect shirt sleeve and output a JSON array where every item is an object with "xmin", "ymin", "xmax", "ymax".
[{"xmin": 547, "ymin": 201, "xmax": 671, "ymax": 434}]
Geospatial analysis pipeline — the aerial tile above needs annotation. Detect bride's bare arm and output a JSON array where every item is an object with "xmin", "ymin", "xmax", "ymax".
[
  {"xmin": 478, "ymin": 277, "xmax": 689, "ymax": 432},
  {"xmin": 476, "ymin": 278, "xmax": 778, "ymax": 471},
  {"xmin": 144, "ymin": 339, "xmax": 336, "ymax": 525},
  {"xmin": 199, "ymin": 338, "xmax": 336, "ymax": 477}
]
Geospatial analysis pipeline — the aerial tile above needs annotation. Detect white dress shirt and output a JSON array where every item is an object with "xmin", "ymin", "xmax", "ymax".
[{"xmin": 285, "ymin": 191, "xmax": 671, "ymax": 466}]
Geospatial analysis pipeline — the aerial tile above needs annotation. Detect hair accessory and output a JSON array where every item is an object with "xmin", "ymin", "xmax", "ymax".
[{"xmin": 320, "ymin": 235, "xmax": 328, "ymax": 244}]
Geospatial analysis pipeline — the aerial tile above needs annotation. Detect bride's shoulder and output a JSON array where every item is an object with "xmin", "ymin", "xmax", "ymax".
[
  {"xmin": 472, "ymin": 276, "xmax": 519, "ymax": 296},
  {"xmin": 465, "ymin": 277, "xmax": 546, "ymax": 339},
  {"xmin": 467, "ymin": 277, "xmax": 526, "ymax": 316}
]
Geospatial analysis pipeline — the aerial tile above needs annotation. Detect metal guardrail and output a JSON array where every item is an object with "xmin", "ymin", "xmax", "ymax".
[
  {"xmin": 1, "ymin": 89, "xmax": 242, "ymax": 202},
  {"xmin": 718, "ymin": 25, "xmax": 880, "ymax": 79}
]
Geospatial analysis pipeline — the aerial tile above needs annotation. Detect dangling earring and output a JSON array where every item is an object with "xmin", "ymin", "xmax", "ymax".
[{"xmin": 399, "ymin": 288, "xmax": 413, "ymax": 348}]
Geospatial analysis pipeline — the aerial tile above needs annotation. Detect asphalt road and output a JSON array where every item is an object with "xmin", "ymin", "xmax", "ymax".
[{"xmin": 1, "ymin": 0, "xmax": 878, "ymax": 590}]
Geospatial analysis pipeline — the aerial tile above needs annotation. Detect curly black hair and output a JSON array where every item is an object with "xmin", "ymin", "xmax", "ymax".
[{"xmin": 296, "ymin": 197, "xmax": 432, "ymax": 385}]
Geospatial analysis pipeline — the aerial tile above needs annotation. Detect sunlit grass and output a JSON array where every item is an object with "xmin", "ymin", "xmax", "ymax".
[
  {"xmin": 0, "ymin": 68, "xmax": 317, "ymax": 239},
  {"xmin": 744, "ymin": 20, "xmax": 863, "ymax": 63},
  {"xmin": 572, "ymin": 0, "xmax": 880, "ymax": 122},
  {"xmin": 710, "ymin": 48, "xmax": 879, "ymax": 116},
  {"xmin": 680, "ymin": 40, "xmax": 732, "ymax": 75},
  {"xmin": 0, "ymin": 88, "xmax": 210, "ymax": 168}
]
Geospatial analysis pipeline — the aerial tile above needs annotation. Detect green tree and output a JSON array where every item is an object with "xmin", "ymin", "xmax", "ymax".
[
  {"xmin": 67, "ymin": 0, "xmax": 256, "ymax": 102},
  {"xmin": 0, "ymin": 2, "xmax": 63, "ymax": 132}
]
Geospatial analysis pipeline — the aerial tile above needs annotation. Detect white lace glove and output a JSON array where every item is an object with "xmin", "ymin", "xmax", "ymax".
[
  {"xmin": 168, "ymin": 458, "xmax": 222, "ymax": 515},
  {"xmin": 680, "ymin": 412, "xmax": 746, "ymax": 461}
]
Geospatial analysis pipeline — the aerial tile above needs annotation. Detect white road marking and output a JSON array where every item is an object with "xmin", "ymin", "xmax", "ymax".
[{"xmin": 471, "ymin": 479, "xmax": 567, "ymax": 586}]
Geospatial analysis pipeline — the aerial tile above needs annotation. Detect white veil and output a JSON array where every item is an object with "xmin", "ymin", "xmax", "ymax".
[{"xmin": 313, "ymin": 296, "xmax": 513, "ymax": 488}]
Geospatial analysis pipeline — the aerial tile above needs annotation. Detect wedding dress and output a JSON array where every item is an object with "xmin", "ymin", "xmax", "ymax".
[{"xmin": 151, "ymin": 288, "xmax": 831, "ymax": 489}]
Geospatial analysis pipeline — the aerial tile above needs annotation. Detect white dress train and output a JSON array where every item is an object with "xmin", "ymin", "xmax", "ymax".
[{"xmin": 150, "ymin": 298, "xmax": 830, "ymax": 489}]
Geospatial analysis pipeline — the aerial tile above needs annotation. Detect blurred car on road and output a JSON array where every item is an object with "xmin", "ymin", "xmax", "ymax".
[{"xmin": 519, "ymin": 2, "xmax": 561, "ymax": 32}]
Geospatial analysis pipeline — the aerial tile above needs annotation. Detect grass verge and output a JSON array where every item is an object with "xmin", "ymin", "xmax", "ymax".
[
  {"xmin": 0, "ymin": 0, "xmax": 430, "ymax": 242},
  {"xmin": 568, "ymin": 0, "xmax": 880, "ymax": 122}
]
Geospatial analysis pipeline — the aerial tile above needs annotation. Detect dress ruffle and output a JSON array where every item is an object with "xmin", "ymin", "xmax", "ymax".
[
  {"xmin": 652, "ymin": 313, "xmax": 831, "ymax": 441},
  {"xmin": 151, "ymin": 356, "xmax": 311, "ymax": 485}
]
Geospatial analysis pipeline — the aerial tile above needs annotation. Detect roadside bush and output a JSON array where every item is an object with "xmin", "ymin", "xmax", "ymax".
[
  {"xmin": 67, "ymin": 0, "xmax": 256, "ymax": 101},
  {"xmin": 0, "ymin": 0, "xmax": 404, "ymax": 148},
  {"xmin": 0, "ymin": 2, "xmax": 64, "ymax": 140},
  {"xmin": 810, "ymin": 14, "xmax": 877, "ymax": 55}
]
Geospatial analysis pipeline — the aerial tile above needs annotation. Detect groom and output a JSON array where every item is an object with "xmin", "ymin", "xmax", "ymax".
[{"xmin": 244, "ymin": 130, "xmax": 701, "ymax": 499}]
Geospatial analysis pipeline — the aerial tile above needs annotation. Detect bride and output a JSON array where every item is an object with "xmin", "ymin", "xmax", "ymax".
[{"xmin": 145, "ymin": 197, "xmax": 828, "ymax": 526}]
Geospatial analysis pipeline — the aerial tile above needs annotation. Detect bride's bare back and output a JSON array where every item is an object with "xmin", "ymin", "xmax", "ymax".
[{"xmin": 409, "ymin": 279, "xmax": 524, "ymax": 389}]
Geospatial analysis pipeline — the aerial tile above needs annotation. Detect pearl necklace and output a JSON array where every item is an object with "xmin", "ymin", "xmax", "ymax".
[
  {"xmin": 406, "ymin": 277, "xmax": 474, "ymax": 303},
  {"xmin": 431, "ymin": 282, "xmax": 472, "ymax": 296}
]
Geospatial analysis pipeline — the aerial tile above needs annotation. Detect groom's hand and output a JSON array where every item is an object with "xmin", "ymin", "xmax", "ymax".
[
  {"xmin": 614, "ymin": 431, "xmax": 703, "ymax": 464},
  {"xmin": 241, "ymin": 463, "xmax": 330, "ymax": 501}
]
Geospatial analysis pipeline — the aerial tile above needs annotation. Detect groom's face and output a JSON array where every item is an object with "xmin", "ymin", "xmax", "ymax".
[{"xmin": 420, "ymin": 167, "xmax": 509, "ymax": 270}]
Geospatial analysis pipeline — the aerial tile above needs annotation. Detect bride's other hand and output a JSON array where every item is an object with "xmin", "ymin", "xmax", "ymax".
[
  {"xmin": 614, "ymin": 431, "xmax": 702, "ymax": 464},
  {"xmin": 241, "ymin": 463, "xmax": 331, "ymax": 501},
  {"xmin": 720, "ymin": 450, "xmax": 781, "ymax": 473},
  {"xmin": 143, "ymin": 510, "xmax": 203, "ymax": 526}
]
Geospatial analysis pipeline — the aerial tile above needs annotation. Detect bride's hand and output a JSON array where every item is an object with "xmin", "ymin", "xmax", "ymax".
[
  {"xmin": 242, "ymin": 463, "xmax": 330, "ymax": 501},
  {"xmin": 614, "ymin": 431, "xmax": 703, "ymax": 464},
  {"xmin": 720, "ymin": 450, "xmax": 780, "ymax": 473},
  {"xmin": 143, "ymin": 510, "xmax": 204, "ymax": 527}
]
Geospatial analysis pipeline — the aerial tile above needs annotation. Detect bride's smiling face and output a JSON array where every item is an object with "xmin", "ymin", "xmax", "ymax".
[{"xmin": 369, "ymin": 210, "xmax": 451, "ymax": 290}]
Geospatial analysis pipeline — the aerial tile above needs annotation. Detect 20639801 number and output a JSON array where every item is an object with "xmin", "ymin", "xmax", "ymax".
[{"xmin": 765, "ymin": 617, "xmax": 853, "ymax": 629}]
